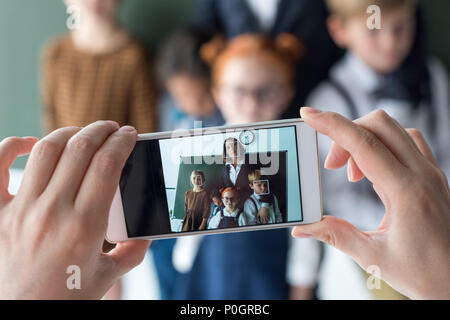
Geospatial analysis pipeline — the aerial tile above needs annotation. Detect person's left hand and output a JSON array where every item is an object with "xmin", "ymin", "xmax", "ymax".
[{"xmin": 0, "ymin": 122, "xmax": 150, "ymax": 299}]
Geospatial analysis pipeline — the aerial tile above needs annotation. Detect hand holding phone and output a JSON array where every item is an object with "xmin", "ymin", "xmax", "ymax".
[{"xmin": 293, "ymin": 108, "xmax": 450, "ymax": 300}]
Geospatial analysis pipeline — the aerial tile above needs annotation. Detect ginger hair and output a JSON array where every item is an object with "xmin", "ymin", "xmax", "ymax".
[{"xmin": 200, "ymin": 33, "xmax": 304, "ymax": 85}]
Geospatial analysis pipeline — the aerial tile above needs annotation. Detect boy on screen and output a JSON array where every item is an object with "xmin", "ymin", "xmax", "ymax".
[{"xmin": 242, "ymin": 169, "xmax": 283, "ymax": 225}]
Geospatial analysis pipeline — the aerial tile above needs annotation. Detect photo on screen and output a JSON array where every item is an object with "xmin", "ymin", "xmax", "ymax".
[{"xmin": 119, "ymin": 126, "xmax": 303, "ymax": 238}]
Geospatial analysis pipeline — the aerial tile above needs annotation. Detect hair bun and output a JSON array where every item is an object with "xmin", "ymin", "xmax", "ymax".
[
  {"xmin": 200, "ymin": 35, "xmax": 227, "ymax": 66},
  {"xmin": 275, "ymin": 33, "xmax": 305, "ymax": 62}
]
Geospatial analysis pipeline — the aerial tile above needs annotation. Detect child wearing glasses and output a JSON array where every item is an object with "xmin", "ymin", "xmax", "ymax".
[{"xmin": 207, "ymin": 187, "xmax": 245, "ymax": 229}]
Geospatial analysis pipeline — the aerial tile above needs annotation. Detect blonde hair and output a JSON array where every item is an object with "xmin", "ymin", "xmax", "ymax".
[
  {"xmin": 190, "ymin": 170, "xmax": 205, "ymax": 183},
  {"xmin": 248, "ymin": 169, "xmax": 263, "ymax": 184},
  {"xmin": 326, "ymin": 0, "xmax": 416, "ymax": 21}
]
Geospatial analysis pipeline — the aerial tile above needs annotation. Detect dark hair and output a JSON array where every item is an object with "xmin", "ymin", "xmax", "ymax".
[
  {"xmin": 157, "ymin": 27, "xmax": 214, "ymax": 85},
  {"xmin": 211, "ymin": 188, "xmax": 222, "ymax": 199},
  {"xmin": 222, "ymin": 137, "xmax": 245, "ymax": 163}
]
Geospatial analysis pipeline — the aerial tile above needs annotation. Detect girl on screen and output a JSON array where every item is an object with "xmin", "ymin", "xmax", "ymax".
[
  {"xmin": 208, "ymin": 187, "xmax": 245, "ymax": 229},
  {"xmin": 181, "ymin": 170, "xmax": 210, "ymax": 231}
]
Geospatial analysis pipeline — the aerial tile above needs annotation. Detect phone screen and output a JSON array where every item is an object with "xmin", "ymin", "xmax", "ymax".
[{"xmin": 119, "ymin": 125, "xmax": 303, "ymax": 238}]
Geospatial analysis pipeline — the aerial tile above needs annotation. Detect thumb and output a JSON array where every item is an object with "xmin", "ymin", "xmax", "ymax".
[
  {"xmin": 0, "ymin": 137, "xmax": 39, "ymax": 203},
  {"xmin": 292, "ymin": 216, "xmax": 374, "ymax": 268},
  {"xmin": 104, "ymin": 240, "xmax": 151, "ymax": 277}
]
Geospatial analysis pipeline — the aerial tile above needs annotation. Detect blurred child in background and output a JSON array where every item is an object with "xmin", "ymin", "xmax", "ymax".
[
  {"xmin": 156, "ymin": 28, "xmax": 224, "ymax": 131},
  {"xmin": 192, "ymin": 0, "xmax": 341, "ymax": 119},
  {"xmin": 41, "ymin": 0, "xmax": 157, "ymax": 134},
  {"xmin": 172, "ymin": 33, "xmax": 322, "ymax": 300},
  {"xmin": 306, "ymin": 0, "xmax": 450, "ymax": 299},
  {"xmin": 41, "ymin": 0, "xmax": 158, "ymax": 300}
]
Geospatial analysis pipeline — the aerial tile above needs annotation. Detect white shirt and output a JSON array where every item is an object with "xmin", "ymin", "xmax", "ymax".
[
  {"xmin": 207, "ymin": 207, "xmax": 246, "ymax": 229},
  {"xmin": 242, "ymin": 192, "xmax": 283, "ymax": 225},
  {"xmin": 245, "ymin": 0, "xmax": 280, "ymax": 31},
  {"xmin": 226, "ymin": 162, "xmax": 242, "ymax": 186},
  {"xmin": 306, "ymin": 52, "xmax": 450, "ymax": 231}
]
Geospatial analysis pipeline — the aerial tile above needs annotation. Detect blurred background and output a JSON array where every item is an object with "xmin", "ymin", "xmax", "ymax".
[{"xmin": 1, "ymin": 0, "xmax": 449, "ymax": 169}]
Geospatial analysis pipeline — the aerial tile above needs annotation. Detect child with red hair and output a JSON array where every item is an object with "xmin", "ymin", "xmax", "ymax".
[
  {"xmin": 202, "ymin": 33, "xmax": 303, "ymax": 124},
  {"xmin": 208, "ymin": 187, "xmax": 245, "ymax": 229},
  {"xmin": 172, "ymin": 33, "xmax": 322, "ymax": 300}
]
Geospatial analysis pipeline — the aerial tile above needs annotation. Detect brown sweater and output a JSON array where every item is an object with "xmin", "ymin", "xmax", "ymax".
[
  {"xmin": 182, "ymin": 189, "xmax": 211, "ymax": 232},
  {"xmin": 41, "ymin": 34, "xmax": 157, "ymax": 134}
]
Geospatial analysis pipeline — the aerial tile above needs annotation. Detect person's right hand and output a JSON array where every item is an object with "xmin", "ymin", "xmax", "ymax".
[
  {"xmin": 293, "ymin": 107, "xmax": 450, "ymax": 300},
  {"xmin": 0, "ymin": 121, "xmax": 150, "ymax": 299}
]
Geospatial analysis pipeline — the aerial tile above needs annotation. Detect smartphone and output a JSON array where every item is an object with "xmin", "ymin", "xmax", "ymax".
[{"xmin": 107, "ymin": 118, "xmax": 322, "ymax": 242}]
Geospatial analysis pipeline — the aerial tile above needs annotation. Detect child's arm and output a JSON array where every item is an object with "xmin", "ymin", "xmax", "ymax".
[
  {"xmin": 242, "ymin": 198, "xmax": 258, "ymax": 225},
  {"xmin": 199, "ymin": 194, "xmax": 211, "ymax": 230},
  {"xmin": 207, "ymin": 210, "xmax": 220, "ymax": 229}
]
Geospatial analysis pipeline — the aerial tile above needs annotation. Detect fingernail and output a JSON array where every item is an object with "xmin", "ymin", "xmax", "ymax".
[
  {"xmin": 119, "ymin": 126, "xmax": 136, "ymax": 133},
  {"xmin": 324, "ymin": 153, "xmax": 332, "ymax": 169},
  {"xmin": 300, "ymin": 107, "xmax": 321, "ymax": 118},
  {"xmin": 347, "ymin": 163, "xmax": 354, "ymax": 182},
  {"xmin": 292, "ymin": 228, "xmax": 312, "ymax": 238},
  {"xmin": 293, "ymin": 232, "xmax": 312, "ymax": 239}
]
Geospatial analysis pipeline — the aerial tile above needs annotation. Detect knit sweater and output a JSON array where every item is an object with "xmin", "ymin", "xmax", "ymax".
[{"xmin": 41, "ymin": 34, "xmax": 157, "ymax": 134}]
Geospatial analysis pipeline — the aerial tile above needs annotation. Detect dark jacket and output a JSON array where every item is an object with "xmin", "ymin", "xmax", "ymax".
[{"xmin": 192, "ymin": 0, "xmax": 341, "ymax": 119}]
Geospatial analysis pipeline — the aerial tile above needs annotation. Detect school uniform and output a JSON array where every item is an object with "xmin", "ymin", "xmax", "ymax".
[
  {"xmin": 207, "ymin": 206, "xmax": 246, "ymax": 229},
  {"xmin": 192, "ymin": 0, "xmax": 341, "ymax": 119},
  {"xmin": 306, "ymin": 52, "xmax": 450, "ymax": 299},
  {"xmin": 306, "ymin": 52, "xmax": 450, "ymax": 231},
  {"xmin": 242, "ymin": 192, "xmax": 283, "ymax": 225}
]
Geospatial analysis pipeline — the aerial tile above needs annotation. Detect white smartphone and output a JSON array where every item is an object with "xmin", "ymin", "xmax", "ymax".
[{"xmin": 106, "ymin": 118, "xmax": 322, "ymax": 242}]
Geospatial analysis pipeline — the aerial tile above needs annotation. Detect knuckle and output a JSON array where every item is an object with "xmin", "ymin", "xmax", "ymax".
[
  {"xmin": 372, "ymin": 109, "xmax": 392, "ymax": 124},
  {"xmin": 326, "ymin": 111, "xmax": 342, "ymax": 123},
  {"xmin": 94, "ymin": 150, "xmax": 122, "ymax": 176},
  {"xmin": 67, "ymin": 134, "xmax": 96, "ymax": 154},
  {"xmin": 32, "ymin": 139, "xmax": 60, "ymax": 159},
  {"xmin": 407, "ymin": 128, "xmax": 422, "ymax": 138},
  {"xmin": 356, "ymin": 130, "xmax": 380, "ymax": 155}
]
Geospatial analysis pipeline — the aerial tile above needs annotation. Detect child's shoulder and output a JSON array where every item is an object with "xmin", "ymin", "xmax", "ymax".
[
  {"xmin": 42, "ymin": 33, "xmax": 71, "ymax": 61},
  {"xmin": 305, "ymin": 57, "xmax": 358, "ymax": 118},
  {"xmin": 120, "ymin": 36, "xmax": 151, "ymax": 65}
]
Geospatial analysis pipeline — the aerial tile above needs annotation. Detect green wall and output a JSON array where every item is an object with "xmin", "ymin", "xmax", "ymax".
[{"xmin": 1, "ymin": 0, "xmax": 449, "ymax": 168}]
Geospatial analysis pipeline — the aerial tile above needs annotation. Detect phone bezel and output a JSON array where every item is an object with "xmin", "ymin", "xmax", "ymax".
[{"xmin": 106, "ymin": 118, "xmax": 323, "ymax": 242}]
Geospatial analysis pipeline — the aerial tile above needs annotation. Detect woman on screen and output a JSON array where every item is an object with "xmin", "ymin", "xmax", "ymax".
[{"xmin": 221, "ymin": 137, "xmax": 253, "ymax": 208}]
